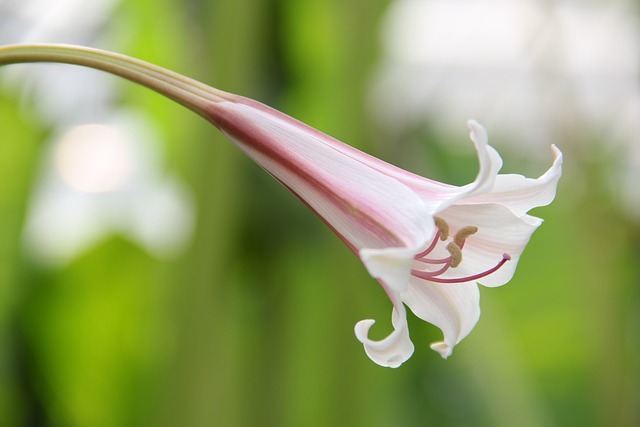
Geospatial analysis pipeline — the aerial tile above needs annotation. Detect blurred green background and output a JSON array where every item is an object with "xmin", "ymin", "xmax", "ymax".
[{"xmin": 1, "ymin": 0, "xmax": 639, "ymax": 426}]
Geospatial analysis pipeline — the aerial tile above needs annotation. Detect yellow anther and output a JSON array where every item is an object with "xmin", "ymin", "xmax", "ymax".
[
  {"xmin": 434, "ymin": 217, "xmax": 449, "ymax": 241},
  {"xmin": 446, "ymin": 242, "xmax": 463, "ymax": 268},
  {"xmin": 454, "ymin": 226, "xmax": 478, "ymax": 247}
]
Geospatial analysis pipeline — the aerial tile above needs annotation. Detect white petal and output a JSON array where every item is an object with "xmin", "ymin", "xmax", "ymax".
[
  {"xmin": 461, "ymin": 145, "xmax": 563, "ymax": 216},
  {"xmin": 402, "ymin": 277, "xmax": 480, "ymax": 359},
  {"xmin": 436, "ymin": 120, "xmax": 504, "ymax": 211},
  {"xmin": 354, "ymin": 291, "xmax": 414, "ymax": 368},
  {"xmin": 459, "ymin": 120, "xmax": 504, "ymax": 197},
  {"xmin": 437, "ymin": 203, "xmax": 541, "ymax": 287},
  {"xmin": 360, "ymin": 244, "xmax": 426, "ymax": 293}
]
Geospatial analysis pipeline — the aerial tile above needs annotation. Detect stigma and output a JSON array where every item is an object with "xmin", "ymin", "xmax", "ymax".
[{"xmin": 411, "ymin": 217, "xmax": 511, "ymax": 284}]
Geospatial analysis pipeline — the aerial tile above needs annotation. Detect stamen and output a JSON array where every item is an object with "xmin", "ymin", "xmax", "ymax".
[
  {"xmin": 454, "ymin": 226, "xmax": 478, "ymax": 248},
  {"xmin": 434, "ymin": 217, "xmax": 449, "ymax": 241},
  {"xmin": 411, "ymin": 253, "xmax": 511, "ymax": 284},
  {"xmin": 415, "ymin": 229, "xmax": 441, "ymax": 259},
  {"xmin": 415, "ymin": 255, "xmax": 452, "ymax": 265},
  {"xmin": 412, "ymin": 220, "xmax": 509, "ymax": 285},
  {"xmin": 446, "ymin": 242, "xmax": 462, "ymax": 268},
  {"xmin": 414, "ymin": 259, "xmax": 452, "ymax": 277}
]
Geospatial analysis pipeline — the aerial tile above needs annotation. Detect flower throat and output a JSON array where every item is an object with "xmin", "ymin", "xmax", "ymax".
[{"xmin": 411, "ymin": 217, "xmax": 511, "ymax": 284}]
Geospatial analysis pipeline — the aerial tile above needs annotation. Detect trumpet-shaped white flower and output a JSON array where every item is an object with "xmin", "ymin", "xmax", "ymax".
[
  {"xmin": 207, "ymin": 99, "xmax": 562, "ymax": 366},
  {"xmin": 0, "ymin": 44, "xmax": 563, "ymax": 367}
]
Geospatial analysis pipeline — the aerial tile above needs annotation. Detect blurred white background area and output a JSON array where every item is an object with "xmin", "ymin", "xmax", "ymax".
[
  {"xmin": 372, "ymin": 0, "xmax": 640, "ymax": 215},
  {"xmin": 1, "ymin": 0, "xmax": 195, "ymax": 265}
]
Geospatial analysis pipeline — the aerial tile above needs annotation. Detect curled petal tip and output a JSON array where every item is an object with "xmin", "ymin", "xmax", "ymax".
[
  {"xmin": 354, "ymin": 316, "xmax": 414, "ymax": 368},
  {"xmin": 430, "ymin": 341, "xmax": 453, "ymax": 359},
  {"xmin": 550, "ymin": 144, "xmax": 563, "ymax": 163},
  {"xmin": 354, "ymin": 319, "xmax": 376, "ymax": 337},
  {"xmin": 467, "ymin": 119, "xmax": 488, "ymax": 143}
]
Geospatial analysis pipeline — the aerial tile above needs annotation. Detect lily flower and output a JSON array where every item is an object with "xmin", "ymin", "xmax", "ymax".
[{"xmin": 0, "ymin": 44, "xmax": 562, "ymax": 367}]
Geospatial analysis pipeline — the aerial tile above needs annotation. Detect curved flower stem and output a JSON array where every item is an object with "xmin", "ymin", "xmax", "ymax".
[{"xmin": 0, "ymin": 43, "xmax": 231, "ymax": 119}]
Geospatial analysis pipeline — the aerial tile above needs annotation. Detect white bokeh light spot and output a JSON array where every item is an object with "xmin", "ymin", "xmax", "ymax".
[{"xmin": 54, "ymin": 124, "xmax": 133, "ymax": 193}]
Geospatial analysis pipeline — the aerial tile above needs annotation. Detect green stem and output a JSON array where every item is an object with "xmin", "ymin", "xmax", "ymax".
[{"xmin": 0, "ymin": 43, "xmax": 230, "ymax": 117}]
